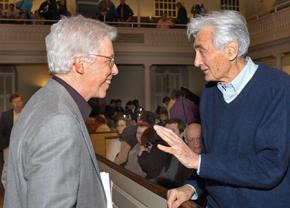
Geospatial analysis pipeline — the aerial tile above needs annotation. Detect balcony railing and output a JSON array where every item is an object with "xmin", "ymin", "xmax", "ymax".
[{"xmin": 247, "ymin": 0, "xmax": 290, "ymax": 46}]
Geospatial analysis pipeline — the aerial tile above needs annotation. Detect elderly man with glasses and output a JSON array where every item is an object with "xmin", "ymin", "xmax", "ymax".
[{"xmin": 4, "ymin": 15, "xmax": 118, "ymax": 208}]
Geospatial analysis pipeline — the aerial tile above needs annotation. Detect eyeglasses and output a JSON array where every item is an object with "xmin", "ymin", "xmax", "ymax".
[{"xmin": 89, "ymin": 54, "xmax": 115, "ymax": 68}]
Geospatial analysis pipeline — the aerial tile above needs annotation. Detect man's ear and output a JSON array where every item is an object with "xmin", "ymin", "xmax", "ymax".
[
  {"xmin": 73, "ymin": 57, "xmax": 85, "ymax": 74},
  {"xmin": 225, "ymin": 41, "xmax": 238, "ymax": 61}
]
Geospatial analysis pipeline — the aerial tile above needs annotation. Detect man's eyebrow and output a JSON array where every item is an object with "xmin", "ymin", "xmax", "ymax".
[{"xmin": 194, "ymin": 44, "xmax": 206, "ymax": 50}]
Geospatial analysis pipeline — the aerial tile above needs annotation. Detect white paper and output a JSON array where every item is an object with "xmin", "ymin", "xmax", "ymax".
[{"xmin": 100, "ymin": 172, "xmax": 113, "ymax": 208}]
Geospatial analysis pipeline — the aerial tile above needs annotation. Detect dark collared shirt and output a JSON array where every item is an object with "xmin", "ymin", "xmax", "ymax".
[{"xmin": 52, "ymin": 76, "xmax": 91, "ymax": 121}]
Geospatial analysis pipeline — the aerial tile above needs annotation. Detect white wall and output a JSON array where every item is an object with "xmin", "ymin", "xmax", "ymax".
[
  {"xmin": 188, "ymin": 65, "xmax": 206, "ymax": 96},
  {"xmin": 105, "ymin": 64, "xmax": 145, "ymax": 107},
  {"xmin": 16, "ymin": 64, "xmax": 50, "ymax": 101}
]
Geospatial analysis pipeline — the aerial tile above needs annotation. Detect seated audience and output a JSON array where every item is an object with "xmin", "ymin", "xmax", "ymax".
[
  {"xmin": 123, "ymin": 122, "xmax": 149, "ymax": 176},
  {"xmin": 86, "ymin": 117, "xmax": 98, "ymax": 133},
  {"xmin": 115, "ymin": 116, "xmax": 131, "ymax": 135},
  {"xmin": 114, "ymin": 111, "xmax": 158, "ymax": 166},
  {"xmin": 156, "ymin": 13, "xmax": 174, "ymax": 28},
  {"xmin": 115, "ymin": 99, "xmax": 125, "ymax": 114},
  {"xmin": 125, "ymin": 100, "xmax": 137, "ymax": 122},
  {"xmin": 183, "ymin": 123, "xmax": 202, "ymax": 154},
  {"xmin": 95, "ymin": 114, "xmax": 111, "ymax": 132},
  {"xmin": 157, "ymin": 107, "xmax": 169, "ymax": 124},
  {"xmin": 156, "ymin": 118, "xmax": 194, "ymax": 188},
  {"xmin": 7, "ymin": 3, "xmax": 19, "ymax": 19},
  {"xmin": 169, "ymin": 89, "xmax": 198, "ymax": 124}
]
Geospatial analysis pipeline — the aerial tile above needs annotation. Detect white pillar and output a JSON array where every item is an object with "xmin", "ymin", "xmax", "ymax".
[
  {"xmin": 137, "ymin": 0, "xmax": 141, "ymax": 27},
  {"xmin": 144, "ymin": 64, "xmax": 151, "ymax": 111}
]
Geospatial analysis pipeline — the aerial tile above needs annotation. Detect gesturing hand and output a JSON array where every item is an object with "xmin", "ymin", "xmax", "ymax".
[{"xmin": 154, "ymin": 125, "xmax": 199, "ymax": 169}]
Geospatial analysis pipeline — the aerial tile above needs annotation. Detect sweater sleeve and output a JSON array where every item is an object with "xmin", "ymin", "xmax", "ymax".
[{"xmin": 199, "ymin": 83, "xmax": 290, "ymax": 189}]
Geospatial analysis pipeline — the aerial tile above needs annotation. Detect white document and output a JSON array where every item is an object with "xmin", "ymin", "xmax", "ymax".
[{"xmin": 100, "ymin": 172, "xmax": 113, "ymax": 208}]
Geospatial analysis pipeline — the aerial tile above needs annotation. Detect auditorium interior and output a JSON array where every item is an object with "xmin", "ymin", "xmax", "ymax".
[{"xmin": 0, "ymin": 0, "xmax": 290, "ymax": 207}]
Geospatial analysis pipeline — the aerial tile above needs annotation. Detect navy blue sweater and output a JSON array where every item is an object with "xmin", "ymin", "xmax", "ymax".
[{"xmin": 190, "ymin": 65, "xmax": 290, "ymax": 208}]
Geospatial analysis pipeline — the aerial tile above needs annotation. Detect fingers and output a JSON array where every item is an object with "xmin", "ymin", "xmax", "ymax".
[
  {"xmin": 157, "ymin": 144, "xmax": 172, "ymax": 154},
  {"xmin": 172, "ymin": 198, "xmax": 184, "ymax": 208},
  {"xmin": 154, "ymin": 125, "xmax": 181, "ymax": 146},
  {"xmin": 167, "ymin": 188, "xmax": 187, "ymax": 208},
  {"xmin": 167, "ymin": 189, "xmax": 176, "ymax": 208}
]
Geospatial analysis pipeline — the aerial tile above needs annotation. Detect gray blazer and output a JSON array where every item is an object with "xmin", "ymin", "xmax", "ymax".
[{"xmin": 4, "ymin": 79, "xmax": 107, "ymax": 208}]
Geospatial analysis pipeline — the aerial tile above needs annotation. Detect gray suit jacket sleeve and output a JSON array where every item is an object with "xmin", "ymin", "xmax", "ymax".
[{"xmin": 25, "ymin": 114, "xmax": 82, "ymax": 207}]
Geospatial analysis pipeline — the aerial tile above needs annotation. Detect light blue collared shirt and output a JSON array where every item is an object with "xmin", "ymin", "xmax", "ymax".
[{"xmin": 217, "ymin": 57, "xmax": 258, "ymax": 103}]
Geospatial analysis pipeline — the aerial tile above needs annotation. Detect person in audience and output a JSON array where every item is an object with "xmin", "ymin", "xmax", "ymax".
[
  {"xmin": 156, "ymin": 13, "xmax": 174, "ymax": 29},
  {"xmin": 138, "ymin": 127, "xmax": 169, "ymax": 180},
  {"xmin": 114, "ymin": 124, "xmax": 136, "ymax": 165},
  {"xmin": 116, "ymin": 0, "xmax": 133, "ymax": 22},
  {"xmin": 125, "ymin": 100, "xmax": 137, "ymax": 121},
  {"xmin": 18, "ymin": 0, "xmax": 32, "ymax": 19},
  {"xmin": 57, "ymin": 0, "xmax": 70, "ymax": 17},
  {"xmin": 115, "ymin": 98, "xmax": 125, "ymax": 114},
  {"xmin": 183, "ymin": 123, "xmax": 201, "ymax": 154},
  {"xmin": 154, "ymin": 10, "xmax": 290, "ymax": 208},
  {"xmin": 0, "ymin": 93, "xmax": 24, "ymax": 188},
  {"xmin": 190, "ymin": 4, "xmax": 195, "ymax": 18},
  {"xmin": 4, "ymin": 15, "xmax": 118, "ymax": 208},
  {"xmin": 115, "ymin": 116, "xmax": 131, "ymax": 135},
  {"xmin": 173, "ymin": 123, "xmax": 202, "ymax": 189},
  {"xmin": 123, "ymin": 121, "xmax": 148, "ymax": 176},
  {"xmin": 86, "ymin": 117, "xmax": 98, "ymax": 133},
  {"xmin": 97, "ymin": 0, "xmax": 117, "ymax": 22},
  {"xmin": 114, "ymin": 111, "xmax": 158, "ymax": 165},
  {"xmin": 7, "ymin": 3, "xmax": 19, "ymax": 19},
  {"xmin": 176, "ymin": 2, "xmax": 188, "ymax": 24},
  {"xmin": 38, "ymin": 0, "xmax": 60, "ymax": 21},
  {"xmin": 169, "ymin": 89, "xmax": 198, "ymax": 125},
  {"xmin": 95, "ymin": 114, "xmax": 111, "ymax": 132},
  {"xmin": 157, "ymin": 107, "xmax": 169, "ymax": 124},
  {"xmin": 156, "ymin": 118, "xmax": 191, "ymax": 189},
  {"xmin": 104, "ymin": 99, "xmax": 117, "ymax": 119}
]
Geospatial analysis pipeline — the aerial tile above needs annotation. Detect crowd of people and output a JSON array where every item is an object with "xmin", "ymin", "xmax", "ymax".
[
  {"xmin": 84, "ymin": 88, "xmax": 201, "ymax": 190},
  {"xmin": 0, "ymin": 0, "xmax": 70, "ymax": 22},
  {"xmin": 0, "ymin": 0, "xmax": 206, "ymax": 27}
]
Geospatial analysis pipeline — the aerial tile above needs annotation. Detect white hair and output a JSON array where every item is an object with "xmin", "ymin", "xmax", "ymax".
[
  {"xmin": 45, "ymin": 15, "xmax": 117, "ymax": 74},
  {"xmin": 187, "ymin": 10, "xmax": 250, "ymax": 58}
]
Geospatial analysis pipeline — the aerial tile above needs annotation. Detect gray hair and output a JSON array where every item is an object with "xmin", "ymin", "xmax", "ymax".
[
  {"xmin": 45, "ymin": 15, "xmax": 117, "ymax": 74},
  {"xmin": 187, "ymin": 10, "xmax": 250, "ymax": 58}
]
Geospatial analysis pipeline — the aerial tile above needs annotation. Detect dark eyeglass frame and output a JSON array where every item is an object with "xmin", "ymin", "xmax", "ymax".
[{"xmin": 89, "ymin": 54, "xmax": 115, "ymax": 68}]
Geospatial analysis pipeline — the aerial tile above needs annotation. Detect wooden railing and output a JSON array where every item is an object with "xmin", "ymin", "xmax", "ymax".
[{"xmin": 96, "ymin": 154, "xmax": 202, "ymax": 208}]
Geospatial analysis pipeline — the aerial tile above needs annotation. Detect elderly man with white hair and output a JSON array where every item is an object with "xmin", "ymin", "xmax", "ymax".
[
  {"xmin": 154, "ymin": 10, "xmax": 290, "ymax": 208},
  {"xmin": 4, "ymin": 15, "xmax": 118, "ymax": 208}
]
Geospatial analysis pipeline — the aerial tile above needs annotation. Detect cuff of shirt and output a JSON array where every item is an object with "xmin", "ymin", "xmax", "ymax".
[
  {"xmin": 196, "ymin": 154, "xmax": 201, "ymax": 175},
  {"xmin": 184, "ymin": 184, "xmax": 198, "ymax": 200}
]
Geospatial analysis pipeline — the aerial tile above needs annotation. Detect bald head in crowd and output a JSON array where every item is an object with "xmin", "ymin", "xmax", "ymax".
[{"xmin": 184, "ymin": 123, "xmax": 201, "ymax": 154}]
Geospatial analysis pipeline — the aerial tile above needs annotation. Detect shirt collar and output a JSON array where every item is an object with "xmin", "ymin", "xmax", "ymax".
[
  {"xmin": 217, "ymin": 57, "xmax": 258, "ymax": 103},
  {"xmin": 52, "ymin": 76, "xmax": 91, "ymax": 120}
]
